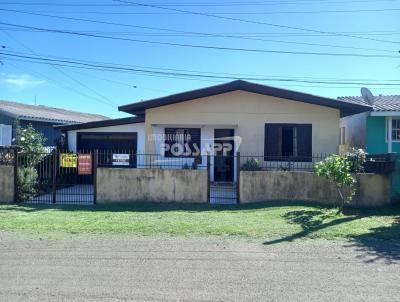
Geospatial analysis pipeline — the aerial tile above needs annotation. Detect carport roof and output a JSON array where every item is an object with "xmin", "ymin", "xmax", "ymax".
[
  {"xmin": 118, "ymin": 80, "xmax": 372, "ymax": 117},
  {"xmin": 55, "ymin": 116, "xmax": 144, "ymax": 131}
]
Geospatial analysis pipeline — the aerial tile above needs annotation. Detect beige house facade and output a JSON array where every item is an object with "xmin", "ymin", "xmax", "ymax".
[{"xmin": 58, "ymin": 80, "xmax": 371, "ymax": 182}]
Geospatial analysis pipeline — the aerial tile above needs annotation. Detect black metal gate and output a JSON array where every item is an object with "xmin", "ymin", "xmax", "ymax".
[
  {"xmin": 16, "ymin": 150, "xmax": 96, "ymax": 204},
  {"xmin": 207, "ymin": 154, "xmax": 240, "ymax": 204}
]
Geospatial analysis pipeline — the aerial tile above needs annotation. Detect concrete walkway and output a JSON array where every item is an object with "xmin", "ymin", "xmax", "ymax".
[
  {"xmin": 26, "ymin": 184, "xmax": 94, "ymax": 205},
  {"xmin": 0, "ymin": 237, "xmax": 399, "ymax": 301}
]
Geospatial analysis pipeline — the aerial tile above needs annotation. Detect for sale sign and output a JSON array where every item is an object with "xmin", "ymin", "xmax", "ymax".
[
  {"xmin": 78, "ymin": 154, "xmax": 92, "ymax": 175},
  {"xmin": 112, "ymin": 154, "xmax": 130, "ymax": 166},
  {"xmin": 60, "ymin": 153, "xmax": 77, "ymax": 168}
]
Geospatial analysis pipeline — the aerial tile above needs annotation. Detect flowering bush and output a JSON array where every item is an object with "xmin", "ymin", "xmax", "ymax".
[{"xmin": 315, "ymin": 149, "xmax": 366, "ymax": 213}]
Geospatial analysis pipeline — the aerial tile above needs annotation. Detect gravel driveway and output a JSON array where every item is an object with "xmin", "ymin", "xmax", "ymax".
[{"xmin": 0, "ymin": 237, "xmax": 399, "ymax": 301}]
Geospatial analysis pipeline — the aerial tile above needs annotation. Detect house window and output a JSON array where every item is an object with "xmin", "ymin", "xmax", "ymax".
[
  {"xmin": 0, "ymin": 124, "xmax": 12, "ymax": 146},
  {"xmin": 164, "ymin": 128, "xmax": 201, "ymax": 158},
  {"xmin": 391, "ymin": 119, "xmax": 400, "ymax": 141},
  {"xmin": 264, "ymin": 123, "xmax": 312, "ymax": 162},
  {"xmin": 340, "ymin": 127, "xmax": 346, "ymax": 145}
]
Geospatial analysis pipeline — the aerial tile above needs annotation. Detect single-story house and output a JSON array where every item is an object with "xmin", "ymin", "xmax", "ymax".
[
  {"xmin": 0, "ymin": 100, "xmax": 108, "ymax": 147},
  {"xmin": 339, "ymin": 90, "xmax": 400, "ymax": 153},
  {"xmin": 56, "ymin": 80, "xmax": 371, "ymax": 181}
]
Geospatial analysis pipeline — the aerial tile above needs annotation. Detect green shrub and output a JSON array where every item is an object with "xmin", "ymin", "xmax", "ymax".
[
  {"xmin": 17, "ymin": 167, "xmax": 38, "ymax": 201},
  {"xmin": 315, "ymin": 149, "xmax": 366, "ymax": 213},
  {"xmin": 241, "ymin": 158, "xmax": 262, "ymax": 171}
]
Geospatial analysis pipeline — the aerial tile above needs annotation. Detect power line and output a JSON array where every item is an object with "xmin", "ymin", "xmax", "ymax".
[
  {"xmin": 1, "ymin": 22, "xmax": 399, "ymax": 59},
  {"xmin": 1, "ymin": 10, "xmax": 397, "ymax": 54},
  {"xmin": 4, "ymin": 60, "xmax": 120, "ymax": 108},
  {"xmin": 2, "ymin": 31, "xmax": 117, "ymax": 107},
  {"xmin": 9, "ymin": 7, "xmax": 400, "ymax": 15},
  {"xmin": 5, "ymin": 48, "xmax": 400, "ymax": 83},
  {"xmin": 1, "ymin": 0, "xmax": 399, "ymax": 7},
  {"xmin": 115, "ymin": 0, "xmax": 400, "ymax": 45},
  {"xmin": 2, "ymin": 51, "xmax": 400, "ymax": 86},
  {"xmin": 2, "ymin": 27, "xmax": 400, "ymax": 37}
]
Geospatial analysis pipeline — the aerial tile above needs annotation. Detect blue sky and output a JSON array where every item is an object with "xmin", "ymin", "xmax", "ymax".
[{"xmin": 0, "ymin": 0, "xmax": 399, "ymax": 118}]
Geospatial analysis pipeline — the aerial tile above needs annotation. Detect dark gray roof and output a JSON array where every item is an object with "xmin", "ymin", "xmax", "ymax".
[
  {"xmin": 55, "ymin": 116, "xmax": 145, "ymax": 131},
  {"xmin": 0, "ymin": 100, "xmax": 109, "ymax": 124},
  {"xmin": 119, "ymin": 80, "xmax": 372, "ymax": 117},
  {"xmin": 338, "ymin": 95, "xmax": 400, "ymax": 112}
]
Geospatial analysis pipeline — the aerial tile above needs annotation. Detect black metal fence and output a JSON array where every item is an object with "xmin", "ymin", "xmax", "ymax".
[
  {"xmin": 0, "ymin": 147, "xmax": 15, "ymax": 166},
  {"xmin": 240, "ymin": 153, "xmax": 329, "ymax": 172},
  {"xmin": 97, "ymin": 149, "xmax": 207, "ymax": 169},
  {"xmin": 13, "ymin": 149, "xmax": 96, "ymax": 204}
]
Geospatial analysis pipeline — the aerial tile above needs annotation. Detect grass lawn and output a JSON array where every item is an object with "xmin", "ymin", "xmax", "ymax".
[{"xmin": 0, "ymin": 202, "xmax": 399, "ymax": 243}]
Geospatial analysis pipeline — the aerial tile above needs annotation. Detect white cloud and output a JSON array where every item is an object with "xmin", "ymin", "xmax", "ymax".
[{"xmin": 1, "ymin": 74, "xmax": 46, "ymax": 89}]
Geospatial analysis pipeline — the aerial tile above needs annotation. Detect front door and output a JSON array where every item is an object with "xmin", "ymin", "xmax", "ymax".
[{"xmin": 214, "ymin": 129, "xmax": 234, "ymax": 182}]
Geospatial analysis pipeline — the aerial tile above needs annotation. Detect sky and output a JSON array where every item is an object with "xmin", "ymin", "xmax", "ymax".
[{"xmin": 0, "ymin": 0, "xmax": 399, "ymax": 118}]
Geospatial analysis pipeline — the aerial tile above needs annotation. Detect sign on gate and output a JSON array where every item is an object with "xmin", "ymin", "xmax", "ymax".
[
  {"xmin": 78, "ymin": 154, "xmax": 92, "ymax": 175},
  {"xmin": 112, "ymin": 154, "xmax": 130, "ymax": 166},
  {"xmin": 60, "ymin": 153, "xmax": 77, "ymax": 168}
]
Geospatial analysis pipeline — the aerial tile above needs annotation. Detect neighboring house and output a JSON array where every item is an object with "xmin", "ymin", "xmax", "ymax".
[
  {"xmin": 0, "ymin": 100, "xmax": 109, "ymax": 147},
  {"xmin": 57, "ymin": 80, "xmax": 370, "ymax": 181},
  {"xmin": 339, "ymin": 90, "xmax": 400, "ymax": 154}
]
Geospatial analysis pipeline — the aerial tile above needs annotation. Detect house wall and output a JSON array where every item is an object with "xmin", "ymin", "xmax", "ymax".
[
  {"xmin": 97, "ymin": 167, "xmax": 207, "ymax": 203},
  {"xmin": 240, "ymin": 171, "xmax": 391, "ymax": 208},
  {"xmin": 0, "ymin": 166, "xmax": 14, "ymax": 203},
  {"xmin": 19, "ymin": 120, "xmax": 62, "ymax": 147},
  {"xmin": 366, "ymin": 116, "xmax": 400, "ymax": 153},
  {"xmin": 67, "ymin": 123, "xmax": 146, "ymax": 153},
  {"xmin": 0, "ymin": 113, "xmax": 63, "ymax": 147},
  {"xmin": 340, "ymin": 112, "xmax": 367, "ymax": 149},
  {"xmin": 144, "ymin": 90, "xmax": 340, "ymax": 160}
]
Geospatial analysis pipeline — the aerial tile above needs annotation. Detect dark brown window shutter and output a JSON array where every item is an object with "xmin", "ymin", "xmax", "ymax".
[
  {"xmin": 297, "ymin": 124, "xmax": 312, "ymax": 162},
  {"xmin": 264, "ymin": 124, "xmax": 280, "ymax": 160}
]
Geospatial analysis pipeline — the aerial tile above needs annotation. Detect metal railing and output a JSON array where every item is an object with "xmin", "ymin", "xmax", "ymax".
[{"xmin": 240, "ymin": 153, "xmax": 329, "ymax": 172}]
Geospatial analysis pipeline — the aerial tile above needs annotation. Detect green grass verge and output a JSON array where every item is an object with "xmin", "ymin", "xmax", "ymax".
[{"xmin": 0, "ymin": 202, "xmax": 399, "ymax": 243}]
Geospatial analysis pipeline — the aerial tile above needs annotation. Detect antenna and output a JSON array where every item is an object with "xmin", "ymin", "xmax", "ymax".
[
  {"xmin": 34, "ymin": 95, "xmax": 37, "ymax": 105},
  {"xmin": 361, "ymin": 87, "xmax": 374, "ymax": 105}
]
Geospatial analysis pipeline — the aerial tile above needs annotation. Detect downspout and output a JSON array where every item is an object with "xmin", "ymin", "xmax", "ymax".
[{"xmin": 388, "ymin": 116, "xmax": 393, "ymax": 153}]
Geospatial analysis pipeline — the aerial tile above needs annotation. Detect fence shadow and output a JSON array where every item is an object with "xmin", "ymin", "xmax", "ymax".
[{"xmin": 0, "ymin": 201, "xmax": 325, "ymax": 213}]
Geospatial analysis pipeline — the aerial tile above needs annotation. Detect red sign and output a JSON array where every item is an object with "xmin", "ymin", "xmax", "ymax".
[{"xmin": 78, "ymin": 154, "xmax": 92, "ymax": 175}]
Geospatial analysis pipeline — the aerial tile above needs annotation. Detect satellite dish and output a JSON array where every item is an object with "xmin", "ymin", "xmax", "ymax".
[{"xmin": 361, "ymin": 87, "xmax": 374, "ymax": 104}]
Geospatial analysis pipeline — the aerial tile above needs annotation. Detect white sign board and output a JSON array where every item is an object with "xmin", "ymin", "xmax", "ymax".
[{"xmin": 112, "ymin": 154, "xmax": 130, "ymax": 166}]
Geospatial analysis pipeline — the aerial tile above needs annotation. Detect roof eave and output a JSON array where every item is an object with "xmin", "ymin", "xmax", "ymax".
[
  {"xmin": 118, "ymin": 80, "xmax": 373, "ymax": 116},
  {"xmin": 55, "ymin": 116, "xmax": 145, "ymax": 131}
]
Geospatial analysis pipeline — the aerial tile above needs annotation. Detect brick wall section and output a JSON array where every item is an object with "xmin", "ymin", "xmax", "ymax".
[
  {"xmin": 0, "ymin": 166, "xmax": 14, "ymax": 203},
  {"xmin": 240, "ymin": 171, "xmax": 391, "ymax": 208},
  {"xmin": 97, "ymin": 168, "xmax": 207, "ymax": 203}
]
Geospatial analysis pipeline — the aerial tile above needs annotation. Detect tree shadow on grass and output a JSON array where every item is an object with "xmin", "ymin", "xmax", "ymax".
[
  {"xmin": 264, "ymin": 205, "xmax": 400, "ymax": 264},
  {"xmin": 346, "ymin": 217, "xmax": 400, "ymax": 264},
  {"xmin": 263, "ymin": 208, "xmax": 360, "ymax": 245}
]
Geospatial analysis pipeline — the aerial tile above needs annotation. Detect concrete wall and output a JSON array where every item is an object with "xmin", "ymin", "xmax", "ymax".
[
  {"xmin": 97, "ymin": 168, "xmax": 207, "ymax": 203},
  {"xmin": 340, "ymin": 112, "xmax": 367, "ymax": 149},
  {"xmin": 0, "ymin": 166, "xmax": 14, "ymax": 203},
  {"xmin": 240, "ymin": 171, "xmax": 391, "ymax": 208},
  {"xmin": 67, "ymin": 122, "xmax": 146, "ymax": 153},
  {"xmin": 145, "ymin": 90, "xmax": 341, "ymax": 156}
]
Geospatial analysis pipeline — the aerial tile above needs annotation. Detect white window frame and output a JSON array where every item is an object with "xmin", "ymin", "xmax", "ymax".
[
  {"xmin": 0, "ymin": 124, "xmax": 13, "ymax": 146},
  {"xmin": 386, "ymin": 117, "xmax": 400, "ymax": 142}
]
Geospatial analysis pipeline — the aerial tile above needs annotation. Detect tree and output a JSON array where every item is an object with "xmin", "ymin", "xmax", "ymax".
[
  {"xmin": 315, "ymin": 149, "xmax": 366, "ymax": 213},
  {"xmin": 13, "ymin": 120, "xmax": 47, "ymax": 201}
]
